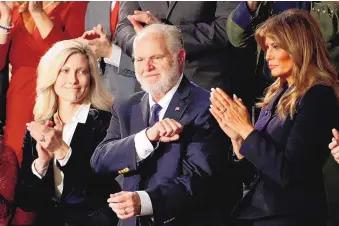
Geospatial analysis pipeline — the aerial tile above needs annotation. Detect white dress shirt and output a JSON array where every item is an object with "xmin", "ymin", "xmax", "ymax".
[
  {"xmin": 103, "ymin": 44, "xmax": 122, "ymax": 67},
  {"xmin": 32, "ymin": 103, "xmax": 91, "ymax": 199},
  {"xmin": 103, "ymin": 1, "xmax": 122, "ymax": 67},
  {"xmin": 134, "ymin": 74, "xmax": 184, "ymax": 216}
]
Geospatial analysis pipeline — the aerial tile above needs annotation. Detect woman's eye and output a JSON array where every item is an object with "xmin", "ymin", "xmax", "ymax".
[{"xmin": 60, "ymin": 68, "xmax": 69, "ymax": 73}]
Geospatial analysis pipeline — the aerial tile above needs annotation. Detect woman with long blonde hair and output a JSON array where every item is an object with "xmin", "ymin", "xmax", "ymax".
[
  {"xmin": 16, "ymin": 40, "xmax": 119, "ymax": 226},
  {"xmin": 210, "ymin": 9, "xmax": 339, "ymax": 226},
  {"xmin": 0, "ymin": 0, "xmax": 88, "ymax": 164},
  {"xmin": 0, "ymin": 2, "xmax": 89, "ymax": 225}
]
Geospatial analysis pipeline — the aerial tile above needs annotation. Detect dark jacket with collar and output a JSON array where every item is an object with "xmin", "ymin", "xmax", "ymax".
[
  {"xmin": 85, "ymin": 1, "xmax": 137, "ymax": 99},
  {"xmin": 233, "ymin": 84, "xmax": 339, "ymax": 221},
  {"xmin": 91, "ymin": 76, "xmax": 242, "ymax": 226},
  {"xmin": 16, "ymin": 108, "xmax": 120, "ymax": 226}
]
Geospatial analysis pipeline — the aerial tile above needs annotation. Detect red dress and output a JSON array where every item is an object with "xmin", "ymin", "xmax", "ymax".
[{"xmin": 0, "ymin": 2, "xmax": 88, "ymax": 165}]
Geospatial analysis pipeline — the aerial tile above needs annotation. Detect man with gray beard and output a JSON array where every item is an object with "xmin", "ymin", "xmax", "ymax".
[{"xmin": 91, "ymin": 24, "xmax": 241, "ymax": 226}]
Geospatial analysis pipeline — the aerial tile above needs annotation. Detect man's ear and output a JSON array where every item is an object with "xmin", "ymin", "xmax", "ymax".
[{"xmin": 178, "ymin": 49, "xmax": 186, "ymax": 65}]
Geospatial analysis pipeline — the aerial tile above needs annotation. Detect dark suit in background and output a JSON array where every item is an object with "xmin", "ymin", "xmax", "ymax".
[
  {"xmin": 91, "ymin": 77, "xmax": 242, "ymax": 226},
  {"xmin": 116, "ymin": 1, "xmax": 246, "ymax": 95},
  {"xmin": 16, "ymin": 109, "xmax": 120, "ymax": 226},
  {"xmin": 233, "ymin": 85, "xmax": 338, "ymax": 226},
  {"xmin": 85, "ymin": 1, "xmax": 137, "ymax": 99}
]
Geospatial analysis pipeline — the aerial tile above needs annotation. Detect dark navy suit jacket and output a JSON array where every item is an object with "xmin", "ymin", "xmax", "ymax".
[
  {"xmin": 17, "ymin": 109, "xmax": 120, "ymax": 226},
  {"xmin": 233, "ymin": 84, "xmax": 339, "ymax": 221},
  {"xmin": 91, "ymin": 77, "xmax": 242, "ymax": 226}
]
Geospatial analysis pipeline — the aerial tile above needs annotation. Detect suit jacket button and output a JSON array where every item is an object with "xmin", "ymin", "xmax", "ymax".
[{"xmin": 265, "ymin": 110, "xmax": 269, "ymax": 116}]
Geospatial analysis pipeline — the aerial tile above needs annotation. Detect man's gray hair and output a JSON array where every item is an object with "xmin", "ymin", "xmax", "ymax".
[{"xmin": 133, "ymin": 23, "xmax": 184, "ymax": 55}]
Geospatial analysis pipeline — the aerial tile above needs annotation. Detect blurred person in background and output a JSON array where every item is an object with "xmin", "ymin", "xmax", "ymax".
[{"xmin": 79, "ymin": 1, "xmax": 136, "ymax": 100}]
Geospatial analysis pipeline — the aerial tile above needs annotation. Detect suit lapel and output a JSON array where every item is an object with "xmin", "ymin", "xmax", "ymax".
[
  {"xmin": 266, "ymin": 87, "xmax": 286, "ymax": 113},
  {"xmin": 68, "ymin": 107, "xmax": 99, "ymax": 148},
  {"xmin": 166, "ymin": 1, "xmax": 178, "ymax": 19},
  {"xmin": 69, "ymin": 123, "xmax": 87, "ymax": 149},
  {"xmin": 255, "ymin": 86, "xmax": 287, "ymax": 131},
  {"xmin": 124, "ymin": 95, "xmax": 148, "ymax": 207},
  {"xmin": 129, "ymin": 77, "xmax": 191, "ymax": 130},
  {"xmin": 60, "ymin": 118, "xmax": 90, "ymax": 201},
  {"xmin": 163, "ymin": 76, "xmax": 190, "ymax": 122},
  {"xmin": 131, "ymin": 93, "xmax": 150, "ymax": 134}
]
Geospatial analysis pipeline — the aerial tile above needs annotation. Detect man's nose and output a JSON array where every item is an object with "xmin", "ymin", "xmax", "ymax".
[{"xmin": 145, "ymin": 59, "xmax": 155, "ymax": 71}]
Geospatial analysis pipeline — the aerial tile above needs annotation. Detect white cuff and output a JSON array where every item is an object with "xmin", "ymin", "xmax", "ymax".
[
  {"xmin": 134, "ymin": 129, "xmax": 155, "ymax": 163},
  {"xmin": 136, "ymin": 191, "xmax": 153, "ymax": 216},
  {"xmin": 57, "ymin": 147, "xmax": 72, "ymax": 166},
  {"xmin": 32, "ymin": 160, "xmax": 49, "ymax": 179},
  {"xmin": 104, "ymin": 44, "xmax": 121, "ymax": 67}
]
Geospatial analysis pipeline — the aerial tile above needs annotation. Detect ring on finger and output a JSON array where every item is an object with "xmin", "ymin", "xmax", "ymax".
[
  {"xmin": 220, "ymin": 108, "xmax": 226, "ymax": 114},
  {"xmin": 124, "ymin": 208, "xmax": 128, "ymax": 215}
]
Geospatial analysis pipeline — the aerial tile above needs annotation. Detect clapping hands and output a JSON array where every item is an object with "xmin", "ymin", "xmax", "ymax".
[
  {"xmin": 329, "ymin": 128, "xmax": 339, "ymax": 164},
  {"xmin": 209, "ymin": 88, "xmax": 254, "ymax": 140},
  {"xmin": 127, "ymin": 10, "xmax": 160, "ymax": 34}
]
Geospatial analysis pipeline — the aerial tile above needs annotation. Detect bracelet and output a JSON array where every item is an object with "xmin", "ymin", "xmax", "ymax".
[
  {"xmin": 0, "ymin": 23, "xmax": 14, "ymax": 32},
  {"xmin": 0, "ymin": 28, "xmax": 10, "ymax": 35}
]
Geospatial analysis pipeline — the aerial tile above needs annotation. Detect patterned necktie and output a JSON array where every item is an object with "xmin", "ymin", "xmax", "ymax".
[{"xmin": 149, "ymin": 104, "xmax": 162, "ymax": 127}]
